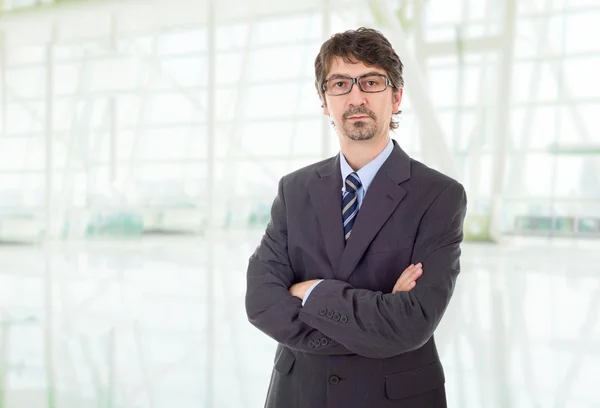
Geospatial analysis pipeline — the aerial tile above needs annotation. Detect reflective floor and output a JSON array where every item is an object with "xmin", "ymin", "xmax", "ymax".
[{"xmin": 0, "ymin": 233, "xmax": 598, "ymax": 408}]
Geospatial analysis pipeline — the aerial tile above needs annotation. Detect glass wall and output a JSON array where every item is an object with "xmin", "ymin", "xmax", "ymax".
[{"xmin": 0, "ymin": 0, "xmax": 598, "ymax": 407}]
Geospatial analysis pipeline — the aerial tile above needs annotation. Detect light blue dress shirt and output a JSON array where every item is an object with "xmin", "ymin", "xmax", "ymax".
[{"xmin": 302, "ymin": 138, "xmax": 394, "ymax": 306}]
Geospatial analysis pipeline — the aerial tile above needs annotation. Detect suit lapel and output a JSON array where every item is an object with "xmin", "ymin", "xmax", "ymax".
[
  {"xmin": 309, "ymin": 155, "xmax": 345, "ymax": 274},
  {"xmin": 337, "ymin": 140, "xmax": 412, "ymax": 281},
  {"xmin": 309, "ymin": 140, "xmax": 412, "ymax": 281}
]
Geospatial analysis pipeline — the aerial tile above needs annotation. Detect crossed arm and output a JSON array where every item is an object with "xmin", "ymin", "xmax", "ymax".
[
  {"xmin": 245, "ymin": 177, "xmax": 467, "ymax": 358},
  {"xmin": 289, "ymin": 261, "xmax": 422, "ymax": 301}
]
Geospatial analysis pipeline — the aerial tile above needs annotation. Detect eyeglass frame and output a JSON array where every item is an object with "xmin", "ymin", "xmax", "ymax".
[{"xmin": 322, "ymin": 73, "xmax": 395, "ymax": 96}]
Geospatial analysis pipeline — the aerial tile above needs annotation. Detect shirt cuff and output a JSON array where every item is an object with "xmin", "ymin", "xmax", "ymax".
[{"xmin": 302, "ymin": 279, "xmax": 324, "ymax": 306}]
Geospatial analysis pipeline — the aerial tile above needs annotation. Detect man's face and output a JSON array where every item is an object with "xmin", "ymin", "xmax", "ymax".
[{"xmin": 322, "ymin": 57, "xmax": 402, "ymax": 142}]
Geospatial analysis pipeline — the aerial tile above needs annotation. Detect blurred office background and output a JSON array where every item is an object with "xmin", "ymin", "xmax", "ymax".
[{"xmin": 0, "ymin": 0, "xmax": 599, "ymax": 406}]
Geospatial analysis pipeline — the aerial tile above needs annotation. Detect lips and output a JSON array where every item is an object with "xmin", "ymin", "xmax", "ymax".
[{"xmin": 344, "ymin": 109, "xmax": 375, "ymax": 121}]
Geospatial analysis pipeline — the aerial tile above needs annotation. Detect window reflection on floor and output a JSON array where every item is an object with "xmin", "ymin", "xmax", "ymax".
[{"xmin": 0, "ymin": 235, "xmax": 598, "ymax": 407}]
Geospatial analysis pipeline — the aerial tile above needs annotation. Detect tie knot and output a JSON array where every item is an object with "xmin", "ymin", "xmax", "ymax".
[{"xmin": 345, "ymin": 173, "xmax": 362, "ymax": 193}]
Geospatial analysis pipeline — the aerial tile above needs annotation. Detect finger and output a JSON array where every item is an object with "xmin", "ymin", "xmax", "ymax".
[
  {"xmin": 396, "ymin": 263, "xmax": 421, "ymax": 287},
  {"xmin": 408, "ymin": 271, "xmax": 422, "ymax": 286},
  {"xmin": 393, "ymin": 278, "xmax": 416, "ymax": 293},
  {"xmin": 396, "ymin": 271, "xmax": 417, "ymax": 290},
  {"xmin": 396, "ymin": 265, "xmax": 417, "ymax": 288},
  {"xmin": 396, "ymin": 265, "xmax": 411, "ymax": 284},
  {"xmin": 402, "ymin": 264, "xmax": 420, "ymax": 280},
  {"xmin": 395, "ymin": 269, "xmax": 412, "ymax": 288},
  {"xmin": 402, "ymin": 280, "xmax": 417, "ymax": 290},
  {"xmin": 404, "ymin": 264, "xmax": 417, "ymax": 276}
]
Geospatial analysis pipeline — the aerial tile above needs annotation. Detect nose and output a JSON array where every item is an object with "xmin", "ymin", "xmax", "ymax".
[{"xmin": 347, "ymin": 80, "xmax": 367, "ymax": 107}]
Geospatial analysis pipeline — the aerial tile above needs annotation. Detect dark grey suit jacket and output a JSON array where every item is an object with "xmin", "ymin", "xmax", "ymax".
[{"xmin": 245, "ymin": 139, "xmax": 467, "ymax": 408}]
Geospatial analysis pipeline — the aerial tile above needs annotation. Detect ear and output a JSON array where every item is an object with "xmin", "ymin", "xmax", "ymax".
[
  {"xmin": 392, "ymin": 88, "xmax": 403, "ymax": 113},
  {"xmin": 322, "ymin": 98, "xmax": 330, "ymax": 116}
]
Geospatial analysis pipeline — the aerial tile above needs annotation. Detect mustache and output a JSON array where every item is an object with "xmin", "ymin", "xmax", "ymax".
[{"xmin": 343, "ymin": 107, "xmax": 376, "ymax": 120}]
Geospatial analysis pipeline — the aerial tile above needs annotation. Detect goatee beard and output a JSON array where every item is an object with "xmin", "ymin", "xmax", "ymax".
[
  {"xmin": 341, "ymin": 107, "xmax": 378, "ymax": 141},
  {"xmin": 344, "ymin": 121, "xmax": 377, "ymax": 140}
]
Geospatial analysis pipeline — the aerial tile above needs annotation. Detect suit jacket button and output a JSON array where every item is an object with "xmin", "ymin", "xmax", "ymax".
[
  {"xmin": 318, "ymin": 308, "xmax": 327, "ymax": 316},
  {"xmin": 329, "ymin": 375, "xmax": 340, "ymax": 385},
  {"xmin": 332, "ymin": 312, "xmax": 340, "ymax": 322},
  {"xmin": 340, "ymin": 315, "xmax": 348, "ymax": 324},
  {"xmin": 308, "ymin": 340, "xmax": 315, "ymax": 348},
  {"xmin": 320, "ymin": 338, "xmax": 328, "ymax": 346},
  {"xmin": 326, "ymin": 310, "xmax": 334, "ymax": 319}
]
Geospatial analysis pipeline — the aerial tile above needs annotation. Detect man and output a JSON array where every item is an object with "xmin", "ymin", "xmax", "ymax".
[{"xmin": 245, "ymin": 27, "xmax": 467, "ymax": 408}]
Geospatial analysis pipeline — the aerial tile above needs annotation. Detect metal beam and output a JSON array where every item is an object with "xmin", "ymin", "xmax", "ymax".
[
  {"xmin": 0, "ymin": 28, "xmax": 5, "ymax": 140},
  {"xmin": 371, "ymin": 0, "xmax": 458, "ymax": 178},
  {"xmin": 423, "ymin": 35, "xmax": 503, "ymax": 57},
  {"xmin": 505, "ymin": 0, "xmax": 554, "ymax": 205},
  {"xmin": 220, "ymin": 20, "xmax": 256, "ymax": 229},
  {"xmin": 44, "ymin": 24, "xmax": 56, "ymax": 239},
  {"xmin": 0, "ymin": 0, "xmax": 324, "ymax": 29},
  {"xmin": 205, "ymin": 1, "xmax": 216, "ymax": 407},
  {"xmin": 489, "ymin": 0, "xmax": 517, "ymax": 242},
  {"xmin": 43, "ymin": 26, "xmax": 58, "ymax": 408}
]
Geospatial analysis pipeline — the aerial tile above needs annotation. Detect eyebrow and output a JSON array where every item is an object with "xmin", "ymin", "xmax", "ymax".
[{"xmin": 327, "ymin": 71, "xmax": 386, "ymax": 80}]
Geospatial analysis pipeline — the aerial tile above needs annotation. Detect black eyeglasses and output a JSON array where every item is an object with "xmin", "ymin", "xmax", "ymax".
[{"xmin": 322, "ymin": 74, "xmax": 393, "ymax": 96}]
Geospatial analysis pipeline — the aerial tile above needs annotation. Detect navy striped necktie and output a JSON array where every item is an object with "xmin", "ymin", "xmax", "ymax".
[{"xmin": 342, "ymin": 172, "xmax": 362, "ymax": 241}]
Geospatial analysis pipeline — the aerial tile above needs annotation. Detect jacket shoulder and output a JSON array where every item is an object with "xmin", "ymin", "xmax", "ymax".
[
  {"xmin": 281, "ymin": 156, "xmax": 335, "ymax": 186},
  {"xmin": 410, "ymin": 159, "xmax": 463, "ymax": 190}
]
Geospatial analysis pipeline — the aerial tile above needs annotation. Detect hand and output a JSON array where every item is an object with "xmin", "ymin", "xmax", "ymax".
[
  {"xmin": 392, "ymin": 263, "xmax": 423, "ymax": 294},
  {"xmin": 289, "ymin": 279, "xmax": 321, "ymax": 301}
]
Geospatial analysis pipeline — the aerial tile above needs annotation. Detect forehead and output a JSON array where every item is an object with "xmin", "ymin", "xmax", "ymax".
[{"xmin": 327, "ymin": 56, "xmax": 387, "ymax": 77}]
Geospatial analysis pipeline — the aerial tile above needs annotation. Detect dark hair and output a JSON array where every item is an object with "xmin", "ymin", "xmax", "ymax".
[{"xmin": 314, "ymin": 27, "xmax": 404, "ymax": 130}]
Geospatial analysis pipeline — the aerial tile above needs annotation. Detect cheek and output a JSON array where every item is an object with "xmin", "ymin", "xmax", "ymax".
[
  {"xmin": 375, "ymin": 100, "xmax": 393, "ymax": 117},
  {"xmin": 330, "ymin": 104, "xmax": 346, "ymax": 121}
]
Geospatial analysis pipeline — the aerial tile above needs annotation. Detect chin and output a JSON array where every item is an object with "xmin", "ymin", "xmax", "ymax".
[
  {"xmin": 344, "ymin": 124, "xmax": 377, "ymax": 141},
  {"xmin": 345, "ymin": 133, "xmax": 375, "ymax": 141}
]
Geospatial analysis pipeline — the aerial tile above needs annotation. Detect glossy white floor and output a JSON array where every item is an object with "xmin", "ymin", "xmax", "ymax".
[{"xmin": 0, "ymin": 232, "xmax": 598, "ymax": 408}]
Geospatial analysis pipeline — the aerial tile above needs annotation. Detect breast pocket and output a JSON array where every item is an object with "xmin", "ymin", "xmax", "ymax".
[{"xmin": 365, "ymin": 217, "xmax": 416, "ymax": 254}]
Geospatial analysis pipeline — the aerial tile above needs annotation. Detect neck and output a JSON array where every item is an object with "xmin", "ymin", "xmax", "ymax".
[{"xmin": 340, "ymin": 134, "xmax": 390, "ymax": 171}]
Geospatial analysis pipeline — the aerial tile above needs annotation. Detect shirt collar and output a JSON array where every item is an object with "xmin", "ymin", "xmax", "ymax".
[{"xmin": 340, "ymin": 138, "xmax": 394, "ymax": 194}]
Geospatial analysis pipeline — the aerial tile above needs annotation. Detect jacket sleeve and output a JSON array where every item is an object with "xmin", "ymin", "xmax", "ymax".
[
  {"xmin": 245, "ymin": 177, "xmax": 355, "ymax": 355},
  {"xmin": 298, "ymin": 181, "xmax": 467, "ymax": 359}
]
